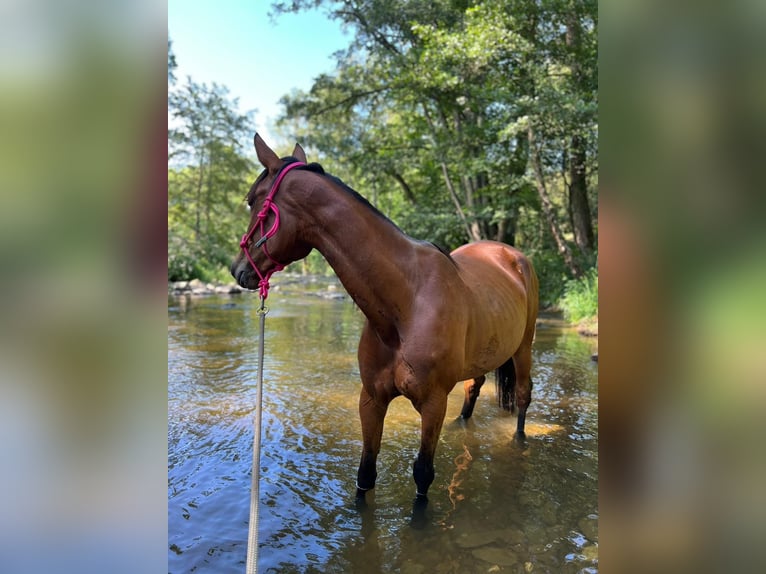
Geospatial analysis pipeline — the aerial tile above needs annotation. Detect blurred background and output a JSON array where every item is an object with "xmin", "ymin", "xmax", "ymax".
[
  {"xmin": 600, "ymin": 0, "xmax": 766, "ymax": 572},
  {"xmin": 0, "ymin": 1, "xmax": 167, "ymax": 572},
  {"xmin": 0, "ymin": 0, "xmax": 764, "ymax": 572}
]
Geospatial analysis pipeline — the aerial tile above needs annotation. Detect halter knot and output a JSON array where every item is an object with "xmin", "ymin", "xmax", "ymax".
[{"xmin": 257, "ymin": 278, "xmax": 270, "ymax": 300}]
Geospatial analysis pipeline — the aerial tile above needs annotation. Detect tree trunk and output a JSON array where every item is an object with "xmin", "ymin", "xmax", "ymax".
[
  {"xmin": 528, "ymin": 126, "xmax": 580, "ymax": 277},
  {"xmin": 566, "ymin": 13, "xmax": 595, "ymax": 255},
  {"xmin": 389, "ymin": 171, "xmax": 418, "ymax": 205},
  {"xmin": 568, "ymin": 134, "xmax": 594, "ymax": 252},
  {"xmin": 462, "ymin": 174, "xmax": 484, "ymax": 241},
  {"xmin": 494, "ymin": 213, "xmax": 516, "ymax": 246}
]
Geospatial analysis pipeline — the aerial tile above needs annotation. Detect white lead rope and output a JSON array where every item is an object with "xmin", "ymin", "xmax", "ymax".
[{"xmin": 246, "ymin": 299, "xmax": 268, "ymax": 574}]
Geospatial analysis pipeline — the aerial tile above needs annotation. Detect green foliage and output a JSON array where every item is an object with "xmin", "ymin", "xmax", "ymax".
[
  {"xmin": 167, "ymin": 251, "xmax": 198, "ymax": 282},
  {"xmin": 531, "ymin": 251, "xmax": 571, "ymax": 310},
  {"xmin": 397, "ymin": 209, "xmax": 466, "ymax": 251},
  {"xmin": 275, "ymin": 0, "xmax": 598, "ymax": 279},
  {"xmin": 300, "ymin": 250, "xmax": 335, "ymax": 276},
  {"xmin": 168, "ymin": 2, "xmax": 598, "ymax": 289},
  {"xmin": 203, "ymin": 265, "xmax": 240, "ymax": 285},
  {"xmin": 559, "ymin": 267, "xmax": 599, "ymax": 323},
  {"xmin": 168, "ymin": 75, "xmax": 256, "ymax": 281}
]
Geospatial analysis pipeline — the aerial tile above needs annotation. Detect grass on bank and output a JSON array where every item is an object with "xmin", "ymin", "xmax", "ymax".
[{"xmin": 558, "ymin": 268, "xmax": 598, "ymax": 333}]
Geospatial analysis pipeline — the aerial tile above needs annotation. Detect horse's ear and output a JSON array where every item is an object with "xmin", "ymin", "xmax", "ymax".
[
  {"xmin": 254, "ymin": 133, "xmax": 281, "ymax": 171},
  {"xmin": 292, "ymin": 143, "xmax": 307, "ymax": 163}
]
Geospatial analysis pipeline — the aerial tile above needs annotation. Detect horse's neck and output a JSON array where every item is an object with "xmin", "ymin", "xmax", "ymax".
[{"xmin": 303, "ymin": 180, "xmax": 417, "ymax": 345}]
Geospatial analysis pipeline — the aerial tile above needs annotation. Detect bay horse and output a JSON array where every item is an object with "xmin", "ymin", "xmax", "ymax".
[{"xmin": 231, "ymin": 134, "xmax": 539, "ymax": 503}]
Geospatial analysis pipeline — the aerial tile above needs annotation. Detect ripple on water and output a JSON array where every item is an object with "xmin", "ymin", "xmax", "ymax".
[{"xmin": 168, "ymin": 295, "xmax": 597, "ymax": 573}]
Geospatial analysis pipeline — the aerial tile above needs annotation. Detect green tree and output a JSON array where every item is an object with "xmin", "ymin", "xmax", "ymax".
[
  {"xmin": 502, "ymin": 0, "xmax": 597, "ymax": 274},
  {"xmin": 274, "ymin": 0, "xmax": 597, "ymax": 287},
  {"xmin": 168, "ymin": 78, "xmax": 256, "ymax": 281}
]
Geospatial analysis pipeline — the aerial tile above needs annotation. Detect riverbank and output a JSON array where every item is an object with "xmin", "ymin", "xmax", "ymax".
[
  {"xmin": 576, "ymin": 316, "xmax": 598, "ymax": 337},
  {"xmin": 169, "ymin": 275, "xmax": 596, "ymax": 339},
  {"xmin": 169, "ymin": 278, "xmax": 243, "ymax": 296},
  {"xmin": 168, "ymin": 273, "xmax": 348, "ymax": 300}
]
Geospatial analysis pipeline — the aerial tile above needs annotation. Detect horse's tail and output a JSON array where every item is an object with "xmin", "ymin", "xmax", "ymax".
[{"xmin": 496, "ymin": 357, "xmax": 517, "ymax": 412}]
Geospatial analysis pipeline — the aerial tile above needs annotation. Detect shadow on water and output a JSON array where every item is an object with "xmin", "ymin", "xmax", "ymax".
[{"xmin": 168, "ymin": 284, "xmax": 598, "ymax": 573}]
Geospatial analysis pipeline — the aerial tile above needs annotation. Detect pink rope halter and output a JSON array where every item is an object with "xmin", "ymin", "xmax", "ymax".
[{"xmin": 239, "ymin": 161, "xmax": 306, "ymax": 299}]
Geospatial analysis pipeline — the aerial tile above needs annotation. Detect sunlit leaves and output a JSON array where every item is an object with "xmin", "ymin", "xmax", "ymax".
[{"xmin": 168, "ymin": 78, "xmax": 257, "ymax": 281}]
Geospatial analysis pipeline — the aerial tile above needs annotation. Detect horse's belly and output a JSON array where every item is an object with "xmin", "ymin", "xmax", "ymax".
[
  {"xmin": 462, "ymin": 330, "xmax": 523, "ymax": 379},
  {"xmin": 461, "ymin": 295, "xmax": 527, "ymax": 379}
]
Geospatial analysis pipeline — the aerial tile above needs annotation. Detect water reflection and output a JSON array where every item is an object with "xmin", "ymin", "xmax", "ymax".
[{"xmin": 168, "ymin": 284, "xmax": 597, "ymax": 573}]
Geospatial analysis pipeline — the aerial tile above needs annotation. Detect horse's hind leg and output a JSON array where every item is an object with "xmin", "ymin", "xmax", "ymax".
[
  {"xmin": 513, "ymin": 343, "xmax": 533, "ymax": 437},
  {"xmin": 460, "ymin": 375, "xmax": 486, "ymax": 419}
]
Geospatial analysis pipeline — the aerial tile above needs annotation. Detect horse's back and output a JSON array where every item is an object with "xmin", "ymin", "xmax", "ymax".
[{"xmin": 451, "ymin": 241, "xmax": 536, "ymax": 298}]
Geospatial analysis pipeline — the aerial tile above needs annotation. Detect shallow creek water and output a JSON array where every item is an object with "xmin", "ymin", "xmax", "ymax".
[{"xmin": 168, "ymin": 279, "xmax": 598, "ymax": 573}]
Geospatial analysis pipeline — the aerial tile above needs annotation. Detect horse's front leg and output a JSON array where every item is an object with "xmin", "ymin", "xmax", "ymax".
[
  {"xmin": 412, "ymin": 392, "xmax": 448, "ymax": 500},
  {"xmin": 356, "ymin": 385, "xmax": 392, "ymax": 497}
]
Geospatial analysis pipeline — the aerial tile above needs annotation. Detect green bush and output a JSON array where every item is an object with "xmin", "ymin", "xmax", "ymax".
[
  {"xmin": 559, "ymin": 268, "xmax": 598, "ymax": 323},
  {"xmin": 168, "ymin": 252, "xmax": 204, "ymax": 282},
  {"xmin": 168, "ymin": 250, "xmax": 234, "ymax": 283},
  {"xmin": 531, "ymin": 251, "xmax": 570, "ymax": 309}
]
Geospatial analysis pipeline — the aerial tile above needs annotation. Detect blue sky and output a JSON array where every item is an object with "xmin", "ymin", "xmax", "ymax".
[{"xmin": 168, "ymin": 1, "xmax": 350, "ymax": 145}]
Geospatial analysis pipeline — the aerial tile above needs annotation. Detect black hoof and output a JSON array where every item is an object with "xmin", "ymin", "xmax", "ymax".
[
  {"xmin": 454, "ymin": 415, "xmax": 469, "ymax": 428},
  {"xmin": 355, "ymin": 484, "xmax": 376, "ymax": 511},
  {"xmin": 356, "ymin": 485, "xmax": 373, "ymax": 499}
]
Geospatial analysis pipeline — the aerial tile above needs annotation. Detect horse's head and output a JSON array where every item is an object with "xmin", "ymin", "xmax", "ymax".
[{"xmin": 230, "ymin": 134, "xmax": 313, "ymax": 295}]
